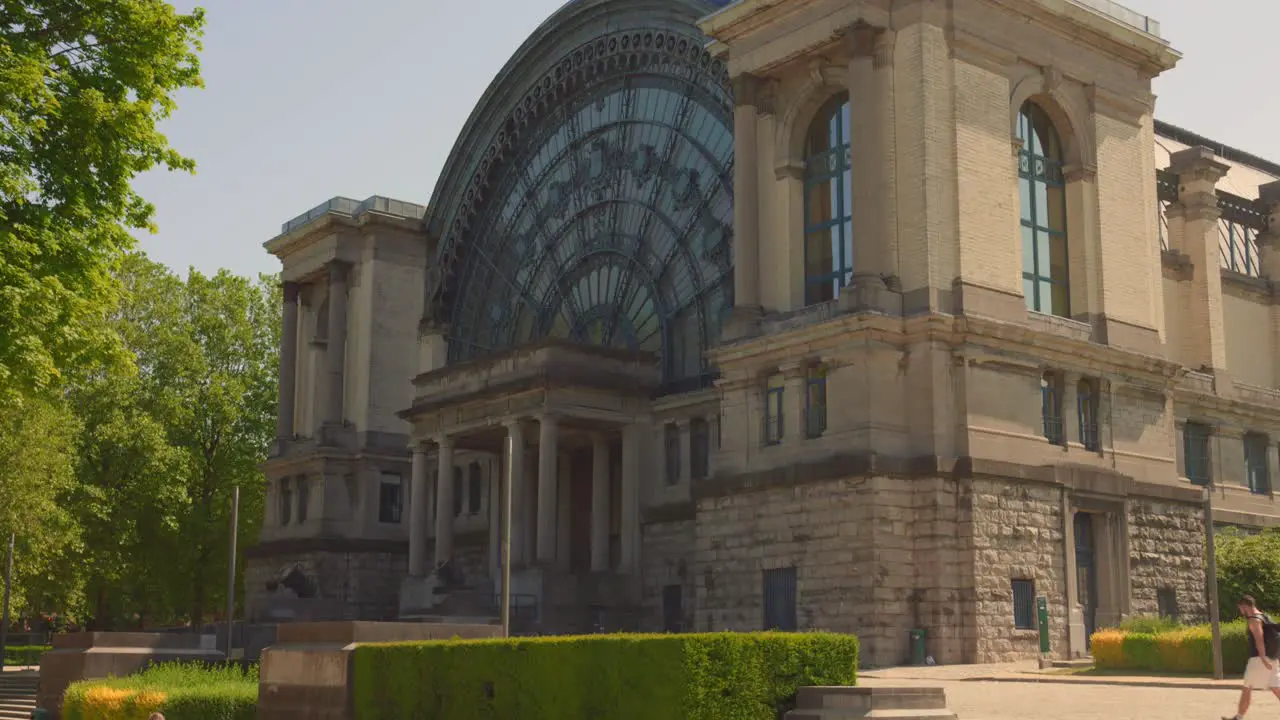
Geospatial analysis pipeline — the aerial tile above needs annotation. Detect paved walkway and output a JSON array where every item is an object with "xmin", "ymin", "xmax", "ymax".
[{"xmin": 860, "ymin": 663, "xmax": 1247, "ymax": 720}]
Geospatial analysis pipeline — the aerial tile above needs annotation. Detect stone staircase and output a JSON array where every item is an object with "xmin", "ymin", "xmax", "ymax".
[
  {"xmin": 0, "ymin": 672, "xmax": 37, "ymax": 720},
  {"xmin": 785, "ymin": 686, "xmax": 958, "ymax": 720}
]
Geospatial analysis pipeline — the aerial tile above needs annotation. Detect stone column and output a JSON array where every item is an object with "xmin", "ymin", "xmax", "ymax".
[
  {"xmin": 591, "ymin": 432, "xmax": 611, "ymax": 573},
  {"xmin": 434, "ymin": 435, "xmax": 455, "ymax": 567},
  {"xmin": 841, "ymin": 26, "xmax": 898, "ymax": 313},
  {"xmin": 408, "ymin": 443, "xmax": 430, "ymax": 577},
  {"xmin": 323, "ymin": 261, "xmax": 350, "ymax": 426},
  {"xmin": 727, "ymin": 74, "xmax": 762, "ymax": 335},
  {"xmin": 504, "ymin": 419, "xmax": 527, "ymax": 566},
  {"xmin": 619, "ymin": 423, "xmax": 643, "ymax": 573},
  {"xmin": 488, "ymin": 456, "xmax": 501, "ymax": 582},
  {"xmin": 536, "ymin": 415, "xmax": 558, "ymax": 564},
  {"xmin": 1168, "ymin": 147, "xmax": 1231, "ymax": 388},
  {"xmin": 275, "ymin": 282, "xmax": 300, "ymax": 443}
]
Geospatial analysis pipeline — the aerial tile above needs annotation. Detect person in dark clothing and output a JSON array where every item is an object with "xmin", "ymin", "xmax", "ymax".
[{"xmin": 1225, "ymin": 595, "xmax": 1280, "ymax": 720}]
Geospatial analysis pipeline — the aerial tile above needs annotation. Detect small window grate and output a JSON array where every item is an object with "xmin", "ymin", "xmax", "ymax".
[
  {"xmin": 763, "ymin": 567, "xmax": 798, "ymax": 632},
  {"xmin": 1012, "ymin": 579, "xmax": 1036, "ymax": 630},
  {"xmin": 662, "ymin": 585, "xmax": 683, "ymax": 633},
  {"xmin": 1157, "ymin": 588, "xmax": 1179, "ymax": 621}
]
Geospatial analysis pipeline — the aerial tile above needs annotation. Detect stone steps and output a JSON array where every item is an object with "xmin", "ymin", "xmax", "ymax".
[
  {"xmin": 785, "ymin": 686, "xmax": 959, "ymax": 720},
  {"xmin": 0, "ymin": 677, "xmax": 37, "ymax": 720}
]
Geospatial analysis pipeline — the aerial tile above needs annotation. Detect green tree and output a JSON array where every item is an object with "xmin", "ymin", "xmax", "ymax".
[
  {"xmin": 1216, "ymin": 527, "xmax": 1280, "ymax": 619},
  {"xmin": 0, "ymin": 0, "xmax": 205, "ymax": 404}
]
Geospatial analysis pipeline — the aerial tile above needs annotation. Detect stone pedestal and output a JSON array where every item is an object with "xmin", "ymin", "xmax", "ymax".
[
  {"xmin": 785, "ymin": 686, "xmax": 957, "ymax": 720},
  {"xmin": 257, "ymin": 621, "xmax": 503, "ymax": 720},
  {"xmin": 837, "ymin": 274, "xmax": 902, "ymax": 316},
  {"xmin": 37, "ymin": 632, "xmax": 224, "ymax": 719}
]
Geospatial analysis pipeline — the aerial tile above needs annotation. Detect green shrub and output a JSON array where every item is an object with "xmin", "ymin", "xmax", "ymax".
[
  {"xmin": 63, "ymin": 661, "xmax": 258, "ymax": 720},
  {"xmin": 352, "ymin": 632, "xmax": 858, "ymax": 720},
  {"xmin": 1216, "ymin": 529, "xmax": 1280, "ymax": 621},
  {"xmin": 1117, "ymin": 615, "xmax": 1183, "ymax": 635},
  {"xmin": 3, "ymin": 644, "xmax": 50, "ymax": 665},
  {"xmin": 1093, "ymin": 620, "xmax": 1250, "ymax": 675}
]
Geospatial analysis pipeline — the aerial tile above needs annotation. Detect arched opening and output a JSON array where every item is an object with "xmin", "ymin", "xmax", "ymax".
[
  {"xmin": 1018, "ymin": 101, "xmax": 1071, "ymax": 318},
  {"xmin": 803, "ymin": 93, "xmax": 853, "ymax": 306}
]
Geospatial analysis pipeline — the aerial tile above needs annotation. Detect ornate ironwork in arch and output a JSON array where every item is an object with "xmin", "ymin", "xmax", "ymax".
[{"xmin": 423, "ymin": 0, "xmax": 735, "ymax": 388}]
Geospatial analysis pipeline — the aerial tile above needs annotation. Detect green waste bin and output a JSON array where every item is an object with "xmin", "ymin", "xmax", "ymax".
[{"xmin": 909, "ymin": 628, "xmax": 927, "ymax": 666}]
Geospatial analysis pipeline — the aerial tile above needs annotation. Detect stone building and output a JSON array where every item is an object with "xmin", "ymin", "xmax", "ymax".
[{"xmin": 246, "ymin": 0, "xmax": 1280, "ymax": 667}]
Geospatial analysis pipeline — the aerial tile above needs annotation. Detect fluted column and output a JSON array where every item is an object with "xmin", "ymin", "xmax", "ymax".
[
  {"xmin": 536, "ymin": 415, "xmax": 558, "ymax": 564},
  {"xmin": 275, "ymin": 282, "xmax": 300, "ymax": 443},
  {"xmin": 434, "ymin": 435, "xmax": 455, "ymax": 567},
  {"xmin": 591, "ymin": 432, "xmax": 611, "ymax": 573},
  {"xmin": 504, "ymin": 419, "xmax": 526, "ymax": 566},
  {"xmin": 619, "ymin": 423, "xmax": 642, "ymax": 573},
  {"xmin": 323, "ymin": 261, "xmax": 350, "ymax": 426},
  {"xmin": 408, "ymin": 443, "xmax": 430, "ymax": 576}
]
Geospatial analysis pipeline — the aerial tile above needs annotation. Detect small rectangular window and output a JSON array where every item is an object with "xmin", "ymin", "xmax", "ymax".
[
  {"xmin": 763, "ymin": 566, "xmax": 798, "ymax": 632},
  {"xmin": 1184, "ymin": 422, "xmax": 1212, "ymax": 486},
  {"xmin": 295, "ymin": 475, "xmax": 310, "ymax": 524},
  {"xmin": 764, "ymin": 373, "xmax": 785, "ymax": 446},
  {"xmin": 1245, "ymin": 433, "xmax": 1271, "ymax": 495},
  {"xmin": 1077, "ymin": 378, "xmax": 1100, "ymax": 452},
  {"xmin": 662, "ymin": 584, "xmax": 683, "ymax": 633},
  {"xmin": 378, "ymin": 473, "xmax": 403, "ymax": 524},
  {"xmin": 805, "ymin": 364, "xmax": 828, "ymax": 439},
  {"xmin": 279, "ymin": 479, "xmax": 293, "ymax": 526},
  {"xmin": 664, "ymin": 423, "xmax": 681, "ymax": 486},
  {"xmin": 690, "ymin": 419, "xmax": 710, "ymax": 481},
  {"xmin": 1041, "ymin": 373, "xmax": 1064, "ymax": 445},
  {"xmin": 1157, "ymin": 588, "xmax": 1179, "ymax": 621},
  {"xmin": 1012, "ymin": 579, "xmax": 1036, "ymax": 630}
]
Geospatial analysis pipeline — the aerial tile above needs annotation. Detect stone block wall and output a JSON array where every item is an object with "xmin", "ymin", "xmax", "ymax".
[
  {"xmin": 969, "ymin": 479, "xmax": 1069, "ymax": 663},
  {"xmin": 246, "ymin": 550, "xmax": 408, "ymax": 622},
  {"xmin": 1128, "ymin": 498, "xmax": 1206, "ymax": 622},
  {"xmin": 640, "ymin": 518, "xmax": 695, "ymax": 632}
]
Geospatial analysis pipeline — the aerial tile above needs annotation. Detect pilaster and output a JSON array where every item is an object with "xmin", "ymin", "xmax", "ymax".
[
  {"xmin": 1168, "ymin": 147, "xmax": 1231, "ymax": 390},
  {"xmin": 408, "ymin": 443, "xmax": 430, "ymax": 577},
  {"xmin": 323, "ymin": 261, "xmax": 350, "ymax": 427},
  {"xmin": 726, "ymin": 73, "xmax": 763, "ymax": 339},
  {"xmin": 536, "ymin": 415, "xmax": 559, "ymax": 564},
  {"xmin": 276, "ymin": 282, "xmax": 300, "ymax": 446},
  {"xmin": 434, "ymin": 434, "xmax": 455, "ymax": 567}
]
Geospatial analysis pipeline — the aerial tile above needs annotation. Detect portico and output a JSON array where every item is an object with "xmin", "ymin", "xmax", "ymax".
[{"xmin": 396, "ymin": 340, "xmax": 659, "ymax": 630}]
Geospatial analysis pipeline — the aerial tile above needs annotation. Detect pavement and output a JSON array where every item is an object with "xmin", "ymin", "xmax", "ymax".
[{"xmin": 860, "ymin": 662, "xmax": 1248, "ymax": 720}]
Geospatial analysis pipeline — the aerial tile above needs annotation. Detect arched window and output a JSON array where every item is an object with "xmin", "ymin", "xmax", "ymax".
[
  {"xmin": 803, "ymin": 93, "xmax": 853, "ymax": 306},
  {"xmin": 1017, "ymin": 101, "xmax": 1070, "ymax": 318}
]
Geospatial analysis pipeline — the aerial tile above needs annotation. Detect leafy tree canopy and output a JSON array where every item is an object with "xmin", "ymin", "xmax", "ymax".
[
  {"xmin": 1216, "ymin": 528, "xmax": 1280, "ymax": 619},
  {"xmin": 0, "ymin": 0, "xmax": 205, "ymax": 404}
]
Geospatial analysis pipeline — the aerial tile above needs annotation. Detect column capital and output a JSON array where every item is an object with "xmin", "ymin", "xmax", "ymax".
[
  {"xmin": 282, "ymin": 281, "xmax": 301, "ymax": 303},
  {"xmin": 731, "ymin": 73, "xmax": 776, "ymax": 113},
  {"xmin": 504, "ymin": 416, "xmax": 527, "ymax": 431},
  {"xmin": 844, "ymin": 24, "xmax": 892, "ymax": 67},
  {"xmin": 434, "ymin": 433, "xmax": 453, "ymax": 450},
  {"xmin": 1169, "ymin": 146, "xmax": 1230, "ymax": 187},
  {"xmin": 327, "ymin": 259, "xmax": 352, "ymax": 282},
  {"xmin": 409, "ymin": 439, "xmax": 432, "ymax": 454}
]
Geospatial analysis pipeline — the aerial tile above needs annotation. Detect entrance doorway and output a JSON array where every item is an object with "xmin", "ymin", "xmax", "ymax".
[{"xmin": 1074, "ymin": 512, "xmax": 1099, "ymax": 649}]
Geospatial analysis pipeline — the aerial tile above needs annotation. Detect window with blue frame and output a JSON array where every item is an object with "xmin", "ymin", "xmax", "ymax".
[
  {"xmin": 805, "ymin": 364, "xmax": 827, "ymax": 439},
  {"xmin": 803, "ymin": 93, "xmax": 853, "ymax": 306},
  {"xmin": 1017, "ymin": 101, "xmax": 1071, "ymax": 318},
  {"xmin": 1245, "ymin": 432, "xmax": 1271, "ymax": 495},
  {"xmin": 1041, "ymin": 372, "xmax": 1064, "ymax": 445},
  {"xmin": 1077, "ymin": 378, "xmax": 1100, "ymax": 452},
  {"xmin": 764, "ymin": 373, "xmax": 785, "ymax": 446},
  {"xmin": 1184, "ymin": 422, "xmax": 1212, "ymax": 486}
]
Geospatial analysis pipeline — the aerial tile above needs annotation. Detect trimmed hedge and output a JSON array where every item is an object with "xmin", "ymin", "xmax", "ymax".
[
  {"xmin": 1092, "ymin": 620, "xmax": 1251, "ymax": 675},
  {"xmin": 4, "ymin": 644, "xmax": 50, "ymax": 665},
  {"xmin": 352, "ymin": 632, "xmax": 858, "ymax": 720},
  {"xmin": 63, "ymin": 662, "xmax": 258, "ymax": 720}
]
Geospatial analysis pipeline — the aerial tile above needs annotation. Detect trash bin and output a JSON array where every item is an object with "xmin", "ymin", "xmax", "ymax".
[
  {"xmin": 908, "ymin": 628, "xmax": 927, "ymax": 666},
  {"xmin": 31, "ymin": 709, "xmax": 50, "ymax": 720}
]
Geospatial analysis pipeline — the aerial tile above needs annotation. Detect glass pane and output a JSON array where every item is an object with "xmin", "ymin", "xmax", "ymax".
[
  {"xmin": 1036, "ymin": 231, "xmax": 1051, "ymax": 276},
  {"xmin": 1047, "ymin": 184, "xmax": 1068, "ymax": 232},
  {"xmin": 1019, "ymin": 179, "xmax": 1032, "ymax": 221},
  {"xmin": 806, "ymin": 231, "xmax": 834, "ymax": 279},
  {"xmin": 1023, "ymin": 278, "xmax": 1036, "ymax": 310},
  {"xmin": 1039, "ymin": 281, "xmax": 1055, "ymax": 312},
  {"xmin": 806, "ymin": 178, "xmax": 834, "ymax": 226},
  {"xmin": 1021, "ymin": 226, "xmax": 1036, "ymax": 273},
  {"xmin": 1034, "ymin": 181, "xmax": 1050, "ymax": 227},
  {"xmin": 1050, "ymin": 235, "xmax": 1069, "ymax": 281},
  {"xmin": 1050, "ymin": 281, "xmax": 1070, "ymax": 317}
]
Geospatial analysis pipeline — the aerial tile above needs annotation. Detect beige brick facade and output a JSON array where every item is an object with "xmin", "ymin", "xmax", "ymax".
[{"xmin": 247, "ymin": 0, "xmax": 1280, "ymax": 668}]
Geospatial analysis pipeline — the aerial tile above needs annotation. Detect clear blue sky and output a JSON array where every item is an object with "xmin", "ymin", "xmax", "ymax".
[{"xmin": 131, "ymin": 0, "xmax": 1274, "ymax": 279}]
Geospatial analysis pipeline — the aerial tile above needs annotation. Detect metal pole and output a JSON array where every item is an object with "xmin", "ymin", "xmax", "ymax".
[
  {"xmin": 1205, "ymin": 487, "xmax": 1224, "ymax": 680},
  {"xmin": 500, "ymin": 434, "xmax": 513, "ymax": 638},
  {"xmin": 1, "ymin": 533, "xmax": 13, "ymax": 669},
  {"xmin": 225, "ymin": 486, "xmax": 239, "ymax": 660}
]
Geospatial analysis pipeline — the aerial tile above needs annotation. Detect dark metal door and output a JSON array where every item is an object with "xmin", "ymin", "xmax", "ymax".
[{"xmin": 1074, "ymin": 512, "xmax": 1098, "ymax": 649}]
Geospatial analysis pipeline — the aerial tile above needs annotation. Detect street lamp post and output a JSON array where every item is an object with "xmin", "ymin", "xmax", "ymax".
[
  {"xmin": 0, "ymin": 532, "xmax": 13, "ymax": 669},
  {"xmin": 225, "ymin": 486, "xmax": 240, "ymax": 660},
  {"xmin": 1205, "ymin": 487, "xmax": 1224, "ymax": 680}
]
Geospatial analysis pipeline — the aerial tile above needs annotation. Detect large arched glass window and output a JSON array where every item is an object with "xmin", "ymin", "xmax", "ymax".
[
  {"xmin": 1017, "ymin": 101, "xmax": 1070, "ymax": 318},
  {"xmin": 803, "ymin": 93, "xmax": 853, "ymax": 306}
]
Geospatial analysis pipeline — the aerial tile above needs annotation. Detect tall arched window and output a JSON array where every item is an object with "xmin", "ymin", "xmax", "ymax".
[
  {"xmin": 803, "ymin": 93, "xmax": 853, "ymax": 306},
  {"xmin": 1017, "ymin": 101, "xmax": 1070, "ymax": 318}
]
